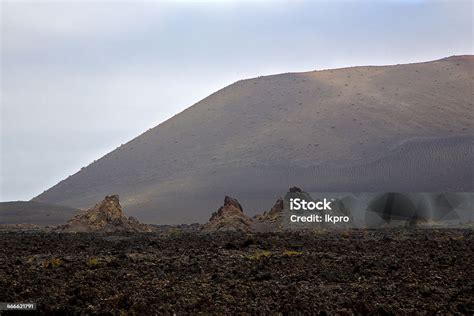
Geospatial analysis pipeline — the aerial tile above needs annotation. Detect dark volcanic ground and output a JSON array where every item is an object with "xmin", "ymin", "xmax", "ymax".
[{"xmin": 1, "ymin": 229, "xmax": 473, "ymax": 315}]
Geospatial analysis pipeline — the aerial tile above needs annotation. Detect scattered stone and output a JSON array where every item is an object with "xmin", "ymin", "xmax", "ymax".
[{"xmin": 0, "ymin": 229, "xmax": 471, "ymax": 314}]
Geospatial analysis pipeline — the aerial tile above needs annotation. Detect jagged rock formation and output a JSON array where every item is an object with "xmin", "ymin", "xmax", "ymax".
[
  {"xmin": 253, "ymin": 187, "xmax": 315, "ymax": 230},
  {"xmin": 253, "ymin": 187, "xmax": 354, "ymax": 230},
  {"xmin": 58, "ymin": 195, "xmax": 153, "ymax": 233},
  {"xmin": 252, "ymin": 198, "xmax": 285, "ymax": 232},
  {"xmin": 202, "ymin": 196, "xmax": 252, "ymax": 232},
  {"xmin": 255, "ymin": 198, "xmax": 284, "ymax": 223},
  {"xmin": 289, "ymin": 187, "xmax": 303, "ymax": 193},
  {"xmin": 285, "ymin": 186, "xmax": 314, "ymax": 202}
]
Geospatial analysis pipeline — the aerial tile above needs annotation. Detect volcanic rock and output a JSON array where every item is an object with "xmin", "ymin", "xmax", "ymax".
[
  {"xmin": 265, "ymin": 198, "xmax": 284, "ymax": 220},
  {"xmin": 2, "ymin": 229, "xmax": 472, "ymax": 314},
  {"xmin": 287, "ymin": 187, "xmax": 352, "ymax": 228},
  {"xmin": 253, "ymin": 187, "xmax": 313, "ymax": 231},
  {"xmin": 285, "ymin": 186, "xmax": 313, "ymax": 201},
  {"xmin": 254, "ymin": 198, "xmax": 284, "ymax": 222},
  {"xmin": 251, "ymin": 198, "xmax": 284, "ymax": 232},
  {"xmin": 289, "ymin": 187, "xmax": 303, "ymax": 193},
  {"xmin": 203, "ymin": 196, "xmax": 252, "ymax": 232},
  {"xmin": 58, "ymin": 195, "xmax": 152, "ymax": 233}
]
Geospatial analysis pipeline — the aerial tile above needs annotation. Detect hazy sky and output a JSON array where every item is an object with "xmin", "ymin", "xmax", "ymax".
[{"xmin": 1, "ymin": 0, "xmax": 472, "ymax": 201}]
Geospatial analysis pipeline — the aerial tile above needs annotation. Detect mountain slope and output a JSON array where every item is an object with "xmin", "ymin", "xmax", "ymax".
[
  {"xmin": 0, "ymin": 201, "xmax": 79, "ymax": 225},
  {"xmin": 33, "ymin": 56, "xmax": 474, "ymax": 224}
]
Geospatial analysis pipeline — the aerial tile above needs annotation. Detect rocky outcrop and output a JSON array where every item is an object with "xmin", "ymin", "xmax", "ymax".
[
  {"xmin": 251, "ymin": 198, "xmax": 284, "ymax": 232},
  {"xmin": 58, "ymin": 195, "xmax": 153, "ymax": 233},
  {"xmin": 289, "ymin": 186, "xmax": 303, "ymax": 193},
  {"xmin": 203, "ymin": 196, "xmax": 252, "ymax": 232},
  {"xmin": 285, "ymin": 186, "xmax": 314, "ymax": 202},
  {"xmin": 254, "ymin": 198, "xmax": 284, "ymax": 223},
  {"xmin": 252, "ymin": 187, "xmax": 311, "ymax": 231},
  {"xmin": 253, "ymin": 186, "xmax": 309, "ymax": 224},
  {"xmin": 206, "ymin": 188, "xmax": 355, "ymax": 233},
  {"xmin": 253, "ymin": 186, "xmax": 354, "ymax": 230}
]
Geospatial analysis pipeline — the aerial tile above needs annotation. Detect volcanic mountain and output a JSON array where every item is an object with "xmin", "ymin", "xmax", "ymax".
[{"xmin": 33, "ymin": 56, "xmax": 474, "ymax": 224}]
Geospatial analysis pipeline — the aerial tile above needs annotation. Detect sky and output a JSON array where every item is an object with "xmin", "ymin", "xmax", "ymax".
[{"xmin": 1, "ymin": 0, "xmax": 473, "ymax": 201}]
